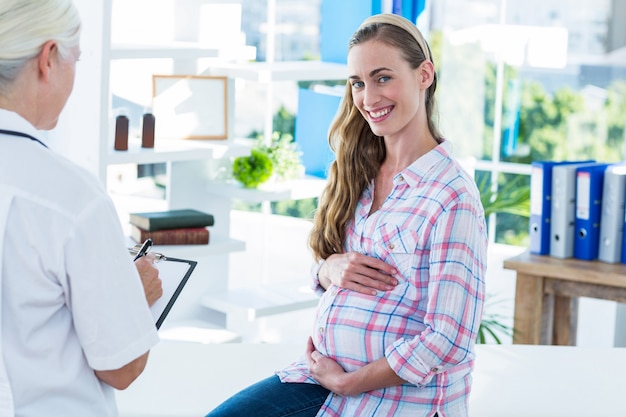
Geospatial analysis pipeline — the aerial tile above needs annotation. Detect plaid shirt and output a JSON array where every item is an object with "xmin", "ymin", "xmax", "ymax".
[{"xmin": 278, "ymin": 140, "xmax": 488, "ymax": 417}]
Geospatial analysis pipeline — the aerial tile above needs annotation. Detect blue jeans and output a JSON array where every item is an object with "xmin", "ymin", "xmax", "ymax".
[{"xmin": 205, "ymin": 375, "xmax": 330, "ymax": 417}]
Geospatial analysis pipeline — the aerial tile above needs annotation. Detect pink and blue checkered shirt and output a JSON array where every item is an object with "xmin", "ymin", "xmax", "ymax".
[{"xmin": 278, "ymin": 140, "xmax": 488, "ymax": 417}]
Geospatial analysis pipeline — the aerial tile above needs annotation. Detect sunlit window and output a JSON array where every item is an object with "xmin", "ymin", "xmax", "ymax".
[{"xmin": 432, "ymin": 0, "xmax": 624, "ymax": 245}]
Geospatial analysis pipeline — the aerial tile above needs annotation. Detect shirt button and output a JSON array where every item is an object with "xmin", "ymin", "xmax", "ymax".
[
  {"xmin": 319, "ymin": 327, "xmax": 324, "ymax": 334},
  {"xmin": 432, "ymin": 367, "xmax": 440, "ymax": 373},
  {"xmin": 389, "ymin": 243, "xmax": 395, "ymax": 250}
]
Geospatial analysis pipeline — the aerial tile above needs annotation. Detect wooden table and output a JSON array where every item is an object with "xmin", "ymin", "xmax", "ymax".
[{"xmin": 503, "ymin": 251, "xmax": 626, "ymax": 345}]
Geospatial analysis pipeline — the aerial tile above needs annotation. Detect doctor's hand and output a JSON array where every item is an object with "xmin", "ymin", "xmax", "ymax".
[
  {"xmin": 135, "ymin": 254, "xmax": 163, "ymax": 306},
  {"xmin": 318, "ymin": 252, "xmax": 398, "ymax": 295}
]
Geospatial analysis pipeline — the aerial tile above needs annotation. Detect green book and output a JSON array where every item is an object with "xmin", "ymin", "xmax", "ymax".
[{"xmin": 129, "ymin": 209, "xmax": 215, "ymax": 232}]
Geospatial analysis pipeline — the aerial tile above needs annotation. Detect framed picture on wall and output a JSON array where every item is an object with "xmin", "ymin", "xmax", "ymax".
[{"xmin": 152, "ymin": 75, "xmax": 228, "ymax": 140}]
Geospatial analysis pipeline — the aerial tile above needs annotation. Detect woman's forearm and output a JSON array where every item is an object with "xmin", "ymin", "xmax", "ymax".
[{"xmin": 335, "ymin": 358, "xmax": 407, "ymax": 397}]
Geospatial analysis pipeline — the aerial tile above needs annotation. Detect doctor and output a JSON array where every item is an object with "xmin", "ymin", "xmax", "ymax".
[{"xmin": 0, "ymin": 0, "xmax": 162, "ymax": 416}]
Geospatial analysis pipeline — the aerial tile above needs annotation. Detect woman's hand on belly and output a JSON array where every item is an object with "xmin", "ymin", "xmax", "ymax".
[
  {"xmin": 319, "ymin": 252, "xmax": 398, "ymax": 295},
  {"xmin": 306, "ymin": 336, "xmax": 351, "ymax": 395},
  {"xmin": 306, "ymin": 336, "xmax": 408, "ymax": 396}
]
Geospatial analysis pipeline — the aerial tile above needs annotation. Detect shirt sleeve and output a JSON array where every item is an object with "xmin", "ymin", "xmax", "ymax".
[
  {"xmin": 64, "ymin": 194, "xmax": 159, "ymax": 371},
  {"xmin": 385, "ymin": 195, "xmax": 487, "ymax": 386},
  {"xmin": 310, "ymin": 258, "xmax": 326, "ymax": 296}
]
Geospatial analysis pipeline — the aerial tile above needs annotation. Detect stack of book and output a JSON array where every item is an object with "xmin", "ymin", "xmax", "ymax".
[{"xmin": 129, "ymin": 209, "xmax": 214, "ymax": 245}]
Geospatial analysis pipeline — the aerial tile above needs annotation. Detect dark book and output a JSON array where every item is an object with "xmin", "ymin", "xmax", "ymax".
[
  {"xmin": 129, "ymin": 209, "xmax": 214, "ymax": 232},
  {"xmin": 130, "ymin": 225, "xmax": 210, "ymax": 245}
]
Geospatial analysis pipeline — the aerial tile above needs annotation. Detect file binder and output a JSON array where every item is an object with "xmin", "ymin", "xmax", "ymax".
[
  {"xmin": 621, "ymin": 216, "xmax": 626, "ymax": 263},
  {"xmin": 550, "ymin": 161, "xmax": 603, "ymax": 259},
  {"xmin": 529, "ymin": 161, "xmax": 555, "ymax": 255},
  {"xmin": 598, "ymin": 164, "xmax": 626, "ymax": 263},
  {"xmin": 529, "ymin": 160, "xmax": 593, "ymax": 255},
  {"xmin": 574, "ymin": 164, "xmax": 609, "ymax": 260}
]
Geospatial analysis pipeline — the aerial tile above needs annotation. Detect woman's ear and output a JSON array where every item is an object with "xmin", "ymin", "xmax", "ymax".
[
  {"xmin": 418, "ymin": 60, "xmax": 435, "ymax": 90},
  {"xmin": 37, "ymin": 40, "xmax": 57, "ymax": 82}
]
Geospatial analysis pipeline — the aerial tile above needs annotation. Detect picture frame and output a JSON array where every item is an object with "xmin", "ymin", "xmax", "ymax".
[{"xmin": 152, "ymin": 75, "xmax": 228, "ymax": 140}]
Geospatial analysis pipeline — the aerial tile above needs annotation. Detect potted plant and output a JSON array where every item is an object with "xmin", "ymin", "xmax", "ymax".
[
  {"xmin": 232, "ymin": 148, "xmax": 274, "ymax": 189},
  {"xmin": 253, "ymin": 132, "xmax": 305, "ymax": 182}
]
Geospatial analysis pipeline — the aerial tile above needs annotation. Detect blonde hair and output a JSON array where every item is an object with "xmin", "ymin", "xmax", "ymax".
[
  {"xmin": 309, "ymin": 14, "xmax": 441, "ymax": 261},
  {"xmin": 0, "ymin": 0, "xmax": 81, "ymax": 91}
]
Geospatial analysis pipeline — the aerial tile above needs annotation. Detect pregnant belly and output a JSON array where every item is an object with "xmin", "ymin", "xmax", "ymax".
[{"xmin": 315, "ymin": 287, "xmax": 425, "ymax": 369}]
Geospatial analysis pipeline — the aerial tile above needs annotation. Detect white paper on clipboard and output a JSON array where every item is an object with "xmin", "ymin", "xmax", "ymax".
[{"xmin": 149, "ymin": 257, "xmax": 197, "ymax": 329}]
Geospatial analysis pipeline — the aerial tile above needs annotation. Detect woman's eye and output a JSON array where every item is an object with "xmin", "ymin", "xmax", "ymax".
[
  {"xmin": 352, "ymin": 80, "xmax": 364, "ymax": 88},
  {"xmin": 379, "ymin": 76, "xmax": 390, "ymax": 83}
]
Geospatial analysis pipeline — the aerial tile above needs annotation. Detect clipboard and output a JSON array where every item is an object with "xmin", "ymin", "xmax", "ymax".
[{"xmin": 150, "ymin": 256, "xmax": 197, "ymax": 329}]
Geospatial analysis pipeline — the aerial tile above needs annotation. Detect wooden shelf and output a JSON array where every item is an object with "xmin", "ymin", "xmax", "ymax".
[
  {"xmin": 504, "ymin": 251, "xmax": 626, "ymax": 345},
  {"xmin": 503, "ymin": 252, "xmax": 626, "ymax": 288}
]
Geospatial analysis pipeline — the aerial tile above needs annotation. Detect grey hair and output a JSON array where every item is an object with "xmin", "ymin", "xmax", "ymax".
[{"xmin": 0, "ymin": 0, "xmax": 81, "ymax": 92}]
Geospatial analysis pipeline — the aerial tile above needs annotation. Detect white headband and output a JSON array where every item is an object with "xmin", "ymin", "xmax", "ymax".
[{"xmin": 358, "ymin": 13, "xmax": 431, "ymax": 62}]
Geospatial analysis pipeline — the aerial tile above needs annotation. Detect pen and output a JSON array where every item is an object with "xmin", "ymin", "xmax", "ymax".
[
  {"xmin": 128, "ymin": 244, "xmax": 167, "ymax": 262},
  {"xmin": 133, "ymin": 238, "xmax": 153, "ymax": 261}
]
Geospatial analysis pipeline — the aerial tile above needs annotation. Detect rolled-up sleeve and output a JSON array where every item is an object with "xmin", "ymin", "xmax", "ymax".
[{"xmin": 385, "ymin": 196, "xmax": 487, "ymax": 386}]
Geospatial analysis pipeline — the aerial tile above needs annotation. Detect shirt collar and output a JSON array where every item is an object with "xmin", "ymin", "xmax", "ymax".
[
  {"xmin": 395, "ymin": 139, "xmax": 452, "ymax": 188},
  {"xmin": 0, "ymin": 108, "xmax": 47, "ymax": 145}
]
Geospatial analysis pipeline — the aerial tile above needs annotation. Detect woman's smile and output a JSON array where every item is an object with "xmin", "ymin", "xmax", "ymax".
[{"xmin": 368, "ymin": 105, "xmax": 393, "ymax": 121}]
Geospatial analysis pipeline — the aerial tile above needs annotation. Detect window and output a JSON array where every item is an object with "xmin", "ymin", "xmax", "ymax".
[{"xmin": 432, "ymin": 0, "xmax": 624, "ymax": 244}]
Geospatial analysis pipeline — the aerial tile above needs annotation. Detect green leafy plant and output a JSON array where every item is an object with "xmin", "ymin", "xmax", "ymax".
[
  {"xmin": 253, "ymin": 132, "xmax": 304, "ymax": 182},
  {"xmin": 476, "ymin": 294, "xmax": 516, "ymax": 344},
  {"xmin": 232, "ymin": 149, "xmax": 274, "ymax": 188},
  {"xmin": 476, "ymin": 174, "xmax": 531, "ymax": 218},
  {"xmin": 477, "ymin": 315, "xmax": 514, "ymax": 344}
]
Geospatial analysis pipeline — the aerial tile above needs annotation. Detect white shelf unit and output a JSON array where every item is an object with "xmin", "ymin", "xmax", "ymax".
[
  {"xmin": 105, "ymin": 139, "xmax": 250, "ymax": 166},
  {"xmin": 200, "ymin": 284, "xmax": 318, "ymax": 321},
  {"xmin": 195, "ymin": 61, "xmax": 346, "ymax": 332},
  {"xmin": 206, "ymin": 175, "xmax": 327, "ymax": 203},
  {"xmin": 56, "ymin": 0, "xmax": 262, "ymax": 341},
  {"xmin": 153, "ymin": 235, "xmax": 246, "ymax": 259},
  {"xmin": 199, "ymin": 176, "xmax": 326, "ymax": 328},
  {"xmin": 110, "ymin": 43, "xmax": 221, "ymax": 60},
  {"xmin": 110, "ymin": 42, "xmax": 255, "ymax": 61}
]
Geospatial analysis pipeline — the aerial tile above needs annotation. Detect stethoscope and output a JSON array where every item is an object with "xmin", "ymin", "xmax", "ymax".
[{"xmin": 0, "ymin": 129, "xmax": 48, "ymax": 148}]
